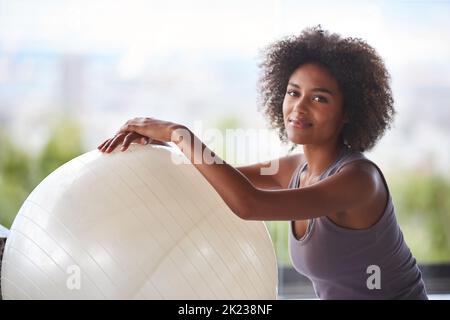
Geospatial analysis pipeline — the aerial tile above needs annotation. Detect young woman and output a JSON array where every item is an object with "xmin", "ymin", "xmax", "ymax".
[{"xmin": 98, "ymin": 26, "xmax": 427, "ymax": 300}]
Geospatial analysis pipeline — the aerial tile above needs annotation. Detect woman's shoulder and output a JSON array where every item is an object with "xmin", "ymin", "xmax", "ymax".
[
  {"xmin": 336, "ymin": 151, "xmax": 386, "ymax": 183},
  {"xmin": 335, "ymin": 151, "xmax": 387, "ymax": 193},
  {"xmin": 328, "ymin": 155, "xmax": 390, "ymax": 230}
]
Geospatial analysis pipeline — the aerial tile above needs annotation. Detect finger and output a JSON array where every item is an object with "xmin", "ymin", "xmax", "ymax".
[
  {"xmin": 97, "ymin": 139, "xmax": 109, "ymax": 150},
  {"xmin": 101, "ymin": 138, "xmax": 116, "ymax": 153},
  {"xmin": 99, "ymin": 138, "xmax": 113, "ymax": 153},
  {"xmin": 108, "ymin": 133, "xmax": 128, "ymax": 152},
  {"xmin": 106, "ymin": 133, "xmax": 126, "ymax": 153},
  {"xmin": 139, "ymin": 137, "xmax": 149, "ymax": 145},
  {"xmin": 121, "ymin": 132, "xmax": 136, "ymax": 151}
]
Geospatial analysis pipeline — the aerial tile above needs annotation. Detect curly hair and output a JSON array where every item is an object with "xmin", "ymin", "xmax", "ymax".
[{"xmin": 257, "ymin": 25, "xmax": 395, "ymax": 152}]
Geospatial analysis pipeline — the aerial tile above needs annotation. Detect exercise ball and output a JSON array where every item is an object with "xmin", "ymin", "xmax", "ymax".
[{"xmin": 0, "ymin": 144, "xmax": 278, "ymax": 299}]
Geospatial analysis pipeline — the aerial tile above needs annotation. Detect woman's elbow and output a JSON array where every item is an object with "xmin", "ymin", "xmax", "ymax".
[
  {"xmin": 229, "ymin": 202, "xmax": 252, "ymax": 220},
  {"xmin": 234, "ymin": 190, "xmax": 260, "ymax": 220}
]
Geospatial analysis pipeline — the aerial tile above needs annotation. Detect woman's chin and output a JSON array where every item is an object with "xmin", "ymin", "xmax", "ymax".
[{"xmin": 287, "ymin": 133, "xmax": 309, "ymax": 145}]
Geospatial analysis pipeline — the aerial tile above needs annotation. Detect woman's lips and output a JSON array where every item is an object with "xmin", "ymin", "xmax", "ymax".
[{"xmin": 288, "ymin": 118, "xmax": 313, "ymax": 129}]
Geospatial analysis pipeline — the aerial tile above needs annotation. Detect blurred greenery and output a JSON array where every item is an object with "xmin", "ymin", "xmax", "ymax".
[
  {"xmin": 0, "ymin": 118, "xmax": 84, "ymax": 228},
  {"xmin": 34, "ymin": 119, "xmax": 84, "ymax": 184},
  {"xmin": 0, "ymin": 131, "xmax": 33, "ymax": 228},
  {"xmin": 0, "ymin": 116, "xmax": 449, "ymax": 265},
  {"xmin": 390, "ymin": 172, "xmax": 450, "ymax": 264}
]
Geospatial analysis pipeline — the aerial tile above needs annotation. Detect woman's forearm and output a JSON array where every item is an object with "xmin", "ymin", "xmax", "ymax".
[{"xmin": 171, "ymin": 126, "xmax": 257, "ymax": 219}]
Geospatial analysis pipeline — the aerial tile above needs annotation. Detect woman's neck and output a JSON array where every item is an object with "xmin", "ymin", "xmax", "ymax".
[{"xmin": 302, "ymin": 142, "xmax": 347, "ymax": 180}]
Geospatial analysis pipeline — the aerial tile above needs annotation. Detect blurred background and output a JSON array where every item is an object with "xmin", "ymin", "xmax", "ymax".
[{"xmin": 0, "ymin": 0, "xmax": 449, "ymax": 298}]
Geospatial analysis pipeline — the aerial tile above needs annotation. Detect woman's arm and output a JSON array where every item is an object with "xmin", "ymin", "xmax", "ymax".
[
  {"xmin": 171, "ymin": 126, "xmax": 378, "ymax": 222},
  {"xmin": 244, "ymin": 162, "xmax": 380, "ymax": 221},
  {"xmin": 99, "ymin": 118, "xmax": 379, "ymax": 221}
]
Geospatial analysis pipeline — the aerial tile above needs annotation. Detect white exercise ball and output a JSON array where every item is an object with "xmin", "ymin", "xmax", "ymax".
[{"xmin": 0, "ymin": 144, "xmax": 278, "ymax": 299}]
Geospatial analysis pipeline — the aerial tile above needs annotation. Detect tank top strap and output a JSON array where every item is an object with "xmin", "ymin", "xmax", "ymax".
[
  {"xmin": 318, "ymin": 146, "xmax": 356, "ymax": 178},
  {"xmin": 288, "ymin": 161, "xmax": 308, "ymax": 189}
]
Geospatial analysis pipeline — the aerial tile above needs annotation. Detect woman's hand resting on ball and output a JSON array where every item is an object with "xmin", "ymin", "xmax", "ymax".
[{"xmin": 97, "ymin": 117, "xmax": 187, "ymax": 153}]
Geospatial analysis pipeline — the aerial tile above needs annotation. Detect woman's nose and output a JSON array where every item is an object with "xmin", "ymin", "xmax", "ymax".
[{"xmin": 292, "ymin": 96, "xmax": 309, "ymax": 112}]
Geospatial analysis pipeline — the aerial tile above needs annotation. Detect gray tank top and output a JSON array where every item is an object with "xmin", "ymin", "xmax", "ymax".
[{"xmin": 288, "ymin": 146, "xmax": 428, "ymax": 299}]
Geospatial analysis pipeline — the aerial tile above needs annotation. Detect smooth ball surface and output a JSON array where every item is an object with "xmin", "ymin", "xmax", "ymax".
[{"xmin": 1, "ymin": 145, "xmax": 278, "ymax": 299}]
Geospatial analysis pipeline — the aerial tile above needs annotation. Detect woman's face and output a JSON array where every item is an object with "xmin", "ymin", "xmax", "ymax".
[{"xmin": 282, "ymin": 63, "xmax": 347, "ymax": 146}]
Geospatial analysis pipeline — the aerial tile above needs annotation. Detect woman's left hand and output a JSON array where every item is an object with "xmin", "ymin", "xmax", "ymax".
[{"xmin": 98, "ymin": 117, "xmax": 186, "ymax": 153}]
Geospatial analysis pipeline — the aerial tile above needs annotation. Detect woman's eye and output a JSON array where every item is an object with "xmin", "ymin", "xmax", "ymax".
[
  {"xmin": 313, "ymin": 95, "xmax": 328, "ymax": 103},
  {"xmin": 287, "ymin": 91, "xmax": 298, "ymax": 97}
]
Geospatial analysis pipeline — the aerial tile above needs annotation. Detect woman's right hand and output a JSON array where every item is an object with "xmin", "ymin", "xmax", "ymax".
[{"xmin": 97, "ymin": 131, "xmax": 170, "ymax": 153}]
